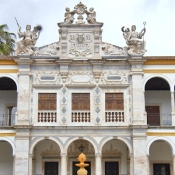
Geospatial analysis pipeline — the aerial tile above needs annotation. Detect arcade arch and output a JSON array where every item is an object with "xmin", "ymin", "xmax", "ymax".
[
  {"xmin": 148, "ymin": 139, "xmax": 173, "ymax": 175},
  {"xmin": 0, "ymin": 140, "xmax": 14, "ymax": 175},
  {"xmin": 144, "ymin": 77, "xmax": 172, "ymax": 126},
  {"xmin": 67, "ymin": 139, "xmax": 95, "ymax": 175},
  {"xmin": 31, "ymin": 139, "xmax": 61, "ymax": 175},
  {"xmin": 101, "ymin": 138, "xmax": 132, "ymax": 175},
  {"xmin": 0, "ymin": 77, "xmax": 17, "ymax": 127}
]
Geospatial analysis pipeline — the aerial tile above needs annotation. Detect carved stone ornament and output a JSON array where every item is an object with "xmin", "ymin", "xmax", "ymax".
[
  {"xmin": 66, "ymin": 71, "xmax": 94, "ymax": 84},
  {"xmin": 69, "ymin": 33, "xmax": 92, "ymax": 57},
  {"xmin": 121, "ymin": 25, "xmax": 146, "ymax": 55},
  {"xmin": 33, "ymin": 42, "xmax": 60, "ymax": 56},
  {"xmin": 102, "ymin": 144, "xmax": 122, "ymax": 156},
  {"xmin": 16, "ymin": 25, "xmax": 41, "ymax": 55},
  {"xmin": 68, "ymin": 140, "xmax": 94, "ymax": 156},
  {"xmin": 34, "ymin": 71, "xmax": 60, "ymax": 84},
  {"xmin": 63, "ymin": 2, "xmax": 101, "ymax": 24},
  {"xmin": 41, "ymin": 144, "xmax": 60, "ymax": 156},
  {"xmin": 101, "ymin": 70, "xmax": 127, "ymax": 84},
  {"xmin": 101, "ymin": 43, "xmax": 128, "ymax": 56}
]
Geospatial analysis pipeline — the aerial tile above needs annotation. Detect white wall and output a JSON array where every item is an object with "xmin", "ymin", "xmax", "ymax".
[
  {"xmin": 0, "ymin": 141, "xmax": 13, "ymax": 175},
  {"xmin": 0, "ymin": 90, "xmax": 17, "ymax": 114},
  {"xmin": 145, "ymin": 91, "xmax": 171, "ymax": 113}
]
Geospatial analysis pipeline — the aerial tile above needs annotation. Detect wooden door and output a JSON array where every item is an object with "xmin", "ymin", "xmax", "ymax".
[
  {"xmin": 106, "ymin": 93, "xmax": 123, "ymax": 110},
  {"xmin": 146, "ymin": 106, "xmax": 160, "ymax": 126},
  {"xmin": 72, "ymin": 161, "xmax": 91, "ymax": 175},
  {"xmin": 38, "ymin": 93, "xmax": 56, "ymax": 110},
  {"xmin": 45, "ymin": 162, "xmax": 58, "ymax": 175},
  {"xmin": 153, "ymin": 163, "xmax": 170, "ymax": 175},
  {"xmin": 105, "ymin": 162, "xmax": 119, "ymax": 175},
  {"xmin": 72, "ymin": 93, "xmax": 90, "ymax": 110}
]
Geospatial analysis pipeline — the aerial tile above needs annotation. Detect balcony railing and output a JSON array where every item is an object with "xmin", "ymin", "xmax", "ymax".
[
  {"xmin": 72, "ymin": 111, "xmax": 90, "ymax": 122},
  {"xmin": 0, "ymin": 114, "xmax": 16, "ymax": 127},
  {"xmin": 38, "ymin": 111, "xmax": 57, "ymax": 122},
  {"xmin": 105, "ymin": 111, "xmax": 124, "ymax": 122},
  {"xmin": 147, "ymin": 113, "xmax": 172, "ymax": 126}
]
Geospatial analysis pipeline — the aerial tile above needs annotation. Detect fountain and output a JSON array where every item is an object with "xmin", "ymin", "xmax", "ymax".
[{"xmin": 76, "ymin": 152, "xmax": 89, "ymax": 175}]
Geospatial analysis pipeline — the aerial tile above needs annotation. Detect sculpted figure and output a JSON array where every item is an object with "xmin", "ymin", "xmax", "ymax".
[
  {"xmin": 122, "ymin": 25, "xmax": 146, "ymax": 55},
  {"xmin": 64, "ymin": 7, "xmax": 75, "ymax": 24},
  {"xmin": 16, "ymin": 25, "xmax": 40, "ymax": 55},
  {"xmin": 86, "ymin": 7, "xmax": 96, "ymax": 24}
]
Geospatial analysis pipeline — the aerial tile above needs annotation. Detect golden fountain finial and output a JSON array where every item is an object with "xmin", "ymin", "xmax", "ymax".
[{"xmin": 76, "ymin": 153, "xmax": 89, "ymax": 175}]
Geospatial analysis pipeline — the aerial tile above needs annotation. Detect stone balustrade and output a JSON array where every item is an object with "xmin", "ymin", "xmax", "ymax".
[
  {"xmin": 72, "ymin": 111, "xmax": 90, "ymax": 122},
  {"xmin": 105, "ymin": 111, "xmax": 124, "ymax": 122},
  {"xmin": 38, "ymin": 111, "xmax": 57, "ymax": 122}
]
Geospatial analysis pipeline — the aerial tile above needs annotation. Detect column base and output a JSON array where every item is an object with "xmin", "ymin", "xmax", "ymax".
[{"xmin": 171, "ymin": 112, "xmax": 175, "ymax": 126}]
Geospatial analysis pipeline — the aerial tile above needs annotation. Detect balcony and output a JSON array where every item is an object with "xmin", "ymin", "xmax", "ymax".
[
  {"xmin": 38, "ymin": 111, "xmax": 57, "ymax": 122},
  {"xmin": 147, "ymin": 113, "xmax": 172, "ymax": 126},
  {"xmin": 105, "ymin": 111, "xmax": 124, "ymax": 122},
  {"xmin": 0, "ymin": 114, "xmax": 16, "ymax": 127},
  {"xmin": 72, "ymin": 111, "xmax": 90, "ymax": 122}
]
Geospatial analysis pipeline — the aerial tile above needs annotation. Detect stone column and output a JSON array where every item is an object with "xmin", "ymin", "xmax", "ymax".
[
  {"xmin": 15, "ymin": 136, "xmax": 30, "ymax": 175},
  {"xmin": 60, "ymin": 153, "xmax": 67, "ymax": 175},
  {"xmin": 95, "ymin": 153, "xmax": 102, "ymax": 175},
  {"xmin": 147, "ymin": 155, "xmax": 150, "ymax": 175},
  {"xmin": 133, "ymin": 131, "xmax": 148, "ymax": 175},
  {"xmin": 173, "ymin": 155, "xmax": 175, "ymax": 175},
  {"xmin": 13, "ymin": 155, "xmax": 15, "ymax": 175},
  {"xmin": 171, "ymin": 91, "xmax": 175, "ymax": 126},
  {"xmin": 129, "ymin": 154, "xmax": 134, "ymax": 175},
  {"xmin": 129, "ymin": 58, "xmax": 147, "ymax": 125},
  {"xmin": 28, "ymin": 154, "xmax": 33, "ymax": 175}
]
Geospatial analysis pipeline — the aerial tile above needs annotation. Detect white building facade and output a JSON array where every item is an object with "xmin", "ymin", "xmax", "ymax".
[{"xmin": 0, "ymin": 2, "xmax": 175, "ymax": 175}]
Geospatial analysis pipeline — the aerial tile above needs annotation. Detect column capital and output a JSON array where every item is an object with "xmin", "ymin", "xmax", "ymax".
[
  {"xmin": 129, "ymin": 153, "xmax": 133, "ymax": 157},
  {"xmin": 95, "ymin": 153, "xmax": 102, "ymax": 157},
  {"xmin": 60, "ymin": 153, "xmax": 67, "ymax": 157},
  {"xmin": 29, "ymin": 154, "xmax": 33, "ymax": 157}
]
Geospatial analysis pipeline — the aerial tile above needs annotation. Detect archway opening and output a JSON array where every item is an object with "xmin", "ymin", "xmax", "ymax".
[
  {"xmin": 102, "ymin": 139, "xmax": 129, "ymax": 175},
  {"xmin": 149, "ymin": 140, "xmax": 173, "ymax": 175},
  {"xmin": 145, "ymin": 77, "xmax": 171, "ymax": 126},
  {"xmin": 0, "ymin": 140, "xmax": 14, "ymax": 175},
  {"xmin": 0, "ymin": 77, "xmax": 17, "ymax": 127},
  {"xmin": 32, "ymin": 139, "xmax": 61, "ymax": 175},
  {"xmin": 67, "ymin": 139, "xmax": 95, "ymax": 175}
]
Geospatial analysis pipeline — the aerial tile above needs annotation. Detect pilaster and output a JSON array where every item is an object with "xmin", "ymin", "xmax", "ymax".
[
  {"xmin": 132, "ymin": 129, "xmax": 148, "ymax": 175},
  {"xmin": 129, "ymin": 57, "xmax": 147, "ymax": 125},
  {"xmin": 15, "ymin": 55, "xmax": 33, "ymax": 126},
  {"xmin": 14, "ymin": 129, "xmax": 30, "ymax": 175}
]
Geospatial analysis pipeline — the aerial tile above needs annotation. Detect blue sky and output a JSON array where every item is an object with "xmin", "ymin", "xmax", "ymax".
[{"xmin": 1, "ymin": 0, "xmax": 175, "ymax": 56}]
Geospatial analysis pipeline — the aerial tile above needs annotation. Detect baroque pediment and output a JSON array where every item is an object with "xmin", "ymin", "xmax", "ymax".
[{"xmin": 16, "ymin": 2, "xmax": 146, "ymax": 58}]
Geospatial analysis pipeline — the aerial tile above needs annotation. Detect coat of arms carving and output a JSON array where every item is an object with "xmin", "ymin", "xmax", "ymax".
[{"xmin": 69, "ymin": 33, "xmax": 93, "ymax": 57}]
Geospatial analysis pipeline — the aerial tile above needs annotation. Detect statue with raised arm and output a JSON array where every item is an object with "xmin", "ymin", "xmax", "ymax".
[
  {"xmin": 86, "ymin": 7, "xmax": 96, "ymax": 24},
  {"xmin": 16, "ymin": 25, "xmax": 41, "ymax": 55},
  {"xmin": 64, "ymin": 7, "xmax": 75, "ymax": 24},
  {"xmin": 121, "ymin": 25, "xmax": 146, "ymax": 55}
]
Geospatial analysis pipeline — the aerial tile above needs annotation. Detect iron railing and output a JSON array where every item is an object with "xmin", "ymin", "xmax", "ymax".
[
  {"xmin": 0, "ymin": 114, "xmax": 16, "ymax": 127},
  {"xmin": 147, "ymin": 113, "xmax": 172, "ymax": 126}
]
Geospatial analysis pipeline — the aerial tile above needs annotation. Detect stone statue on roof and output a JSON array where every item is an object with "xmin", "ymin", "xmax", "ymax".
[
  {"xmin": 62, "ymin": 2, "xmax": 100, "ymax": 24},
  {"xmin": 64, "ymin": 7, "xmax": 75, "ymax": 24},
  {"xmin": 121, "ymin": 24, "xmax": 146, "ymax": 55},
  {"xmin": 16, "ymin": 25, "xmax": 41, "ymax": 55},
  {"xmin": 86, "ymin": 7, "xmax": 96, "ymax": 24}
]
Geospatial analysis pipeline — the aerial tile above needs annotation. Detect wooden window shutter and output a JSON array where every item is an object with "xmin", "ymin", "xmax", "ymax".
[
  {"xmin": 105, "ymin": 93, "xmax": 123, "ymax": 110},
  {"xmin": 38, "ymin": 93, "xmax": 56, "ymax": 110},
  {"xmin": 72, "ymin": 93, "xmax": 90, "ymax": 110}
]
